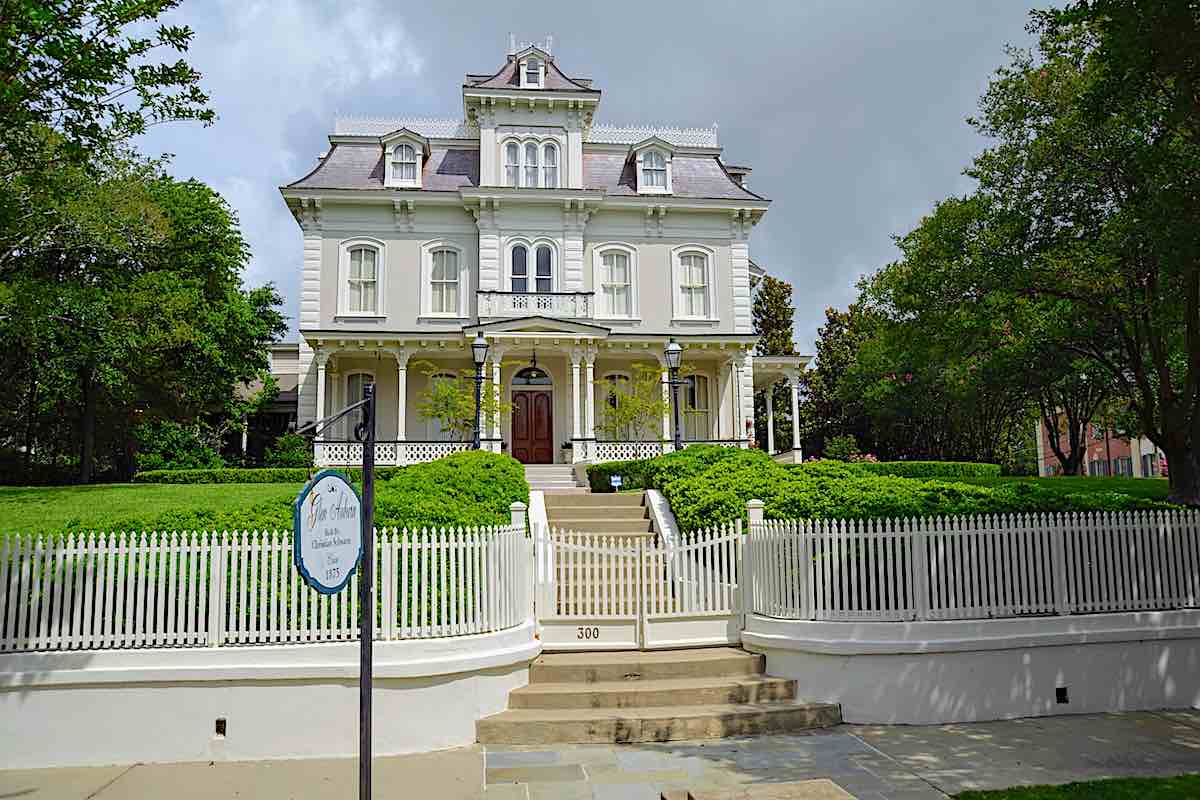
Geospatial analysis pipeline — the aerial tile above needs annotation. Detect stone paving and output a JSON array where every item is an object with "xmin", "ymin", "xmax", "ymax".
[{"xmin": 3, "ymin": 711, "xmax": 1200, "ymax": 798}]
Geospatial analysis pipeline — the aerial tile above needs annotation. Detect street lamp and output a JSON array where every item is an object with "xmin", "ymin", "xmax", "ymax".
[
  {"xmin": 664, "ymin": 338, "xmax": 684, "ymax": 453},
  {"xmin": 471, "ymin": 333, "xmax": 489, "ymax": 450}
]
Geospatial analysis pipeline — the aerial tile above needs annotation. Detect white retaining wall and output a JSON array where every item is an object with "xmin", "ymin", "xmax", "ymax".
[
  {"xmin": 0, "ymin": 621, "xmax": 539, "ymax": 769},
  {"xmin": 744, "ymin": 611, "xmax": 1200, "ymax": 724}
]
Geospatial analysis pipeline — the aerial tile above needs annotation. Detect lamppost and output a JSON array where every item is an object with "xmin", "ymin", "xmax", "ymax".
[
  {"xmin": 471, "ymin": 333, "xmax": 489, "ymax": 450},
  {"xmin": 664, "ymin": 338, "xmax": 684, "ymax": 453}
]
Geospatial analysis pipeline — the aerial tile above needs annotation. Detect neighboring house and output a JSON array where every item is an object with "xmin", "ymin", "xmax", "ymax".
[
  {"xmin": 1035, "ymin": 417, "xmax": 1166, "ymax": 478},
  {"xmin": 277, "ymin": 39, "xmax": 807, "ymax": 466}
]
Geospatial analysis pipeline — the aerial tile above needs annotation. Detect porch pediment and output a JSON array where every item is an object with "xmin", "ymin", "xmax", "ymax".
[{"xmin": 463, "ymin": 316, "xmax": 611, "ymax": 338}]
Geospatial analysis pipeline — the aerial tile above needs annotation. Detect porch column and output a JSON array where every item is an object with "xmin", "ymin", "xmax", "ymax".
[
  {"xmin": 314, "ymin": 350, "xmax": 328, "ymax": 441},
  {"xmin": 329, "ymin": 360, "xmax": 341, "ymax": 437},
  {"xmin": 393, "ymin": 349, "xmax": 409, "ymax": 441},
  {"xmin": 570, "ymin": 351, "xmax": 582, "ymax": 440},
  {"xmin": 729, "ymin": 358, "xmax": 742, "ymax": 439},
  {"xmin": 658, "ymin": 355, "xmax": 671, "ymax": 444},
  {"xmin": 584, "ymin": 351, "xmax": 596, "ymax": 459},
  {"xmin": 788, "ymin": 370, "xmax": 801, "ymax": 454},
  {"xmin": 766, "ymin": 385, "xmax": 776, "ymax": 455},
  {"xmin": 489, "ymin": 346, "xmax": 506, "ymax": 452}
]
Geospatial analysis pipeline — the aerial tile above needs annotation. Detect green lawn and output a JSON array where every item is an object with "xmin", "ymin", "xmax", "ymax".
[
  {"xmin": 0, "ymin": 482, "xmax": 303, "ymax": 534},
  {"xmin": 960, "ymin": 475, "xmax": 1172, "ymax": 501},
  {"xmin": 956, "ymin": 773, "xmax": 1200, "ymax": 798}
]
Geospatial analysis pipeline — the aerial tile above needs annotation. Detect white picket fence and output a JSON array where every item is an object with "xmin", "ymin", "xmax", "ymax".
[
  {"xmin": 0, "ymin": 526, "xmax": 530, "ymax": 653},
  {"xmin": 748, "ymin": 509, "xmax": 1200, "ymax": 621}
]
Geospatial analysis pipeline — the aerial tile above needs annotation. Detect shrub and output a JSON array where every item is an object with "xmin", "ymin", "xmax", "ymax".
[
  {"xmin": 264, "ymin": 433, "xmax": 313, "ymax": 467},
  {"xmin": 135, "ymin": 420, "xmax": 223, "ymax": 472},
  {"xmin": 587, "ymin": 458, "xmax": 653, "ymax": 493},
  {"xmin": 816, "ymin": 460, "xmax": 1002, "ymax": 479},
  {"xmin": 135, "ymin": 466, "xmax": 406, "ymax": 484},
  {"xmin": 823, "ymin": 434, "xmax": 860, "ymax": 461},
  {"xmin": 375, "ymin": 451, "xmax": 528, "ymax": 528}
]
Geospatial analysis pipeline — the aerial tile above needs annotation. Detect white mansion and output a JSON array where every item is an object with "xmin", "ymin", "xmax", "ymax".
[{"xmin": 278, "ymin": 39, "xmax": 807, "ymax": 466}]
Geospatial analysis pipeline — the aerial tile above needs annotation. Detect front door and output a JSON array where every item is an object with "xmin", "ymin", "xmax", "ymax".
[{"xmin": 512, "ymin": 391, "xmax": 553, "ymax": 464}]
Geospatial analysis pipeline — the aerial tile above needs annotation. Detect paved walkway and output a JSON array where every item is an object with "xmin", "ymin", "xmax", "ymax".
[{"xmin": 3, "ymin": 711, "xmax": 1199, "ymax": 799}]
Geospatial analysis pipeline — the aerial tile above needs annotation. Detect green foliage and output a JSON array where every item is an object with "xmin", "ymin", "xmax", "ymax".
[
  {"xmin": 596, "ymin": 363, "xmax": 669, "ymax": 442},
  {"xmin": 264, "ymin": 433, "xmax": 313, "ymax": 468},
  {"xmin": 955, "ymin": 772, "xmax": 1200, "ymax": 799},
  {"xmin": 412, "ymin": 361, "xmax": 510, "ymax": 442},
  {"xmin": 586, "ymin": 458, "xmax": 653, "ymax": 493},
  {"xmin": 135, "ymin": 466, "xmax": 403, "ymax": 484},
  {"xmin": 823, "ymin": 435, "xmax": 860, "ymax": 462},
  {"xmin": 374, "ymin": 451, "xmax": 528, "ymax": 529},
  {"xmin": 847, "ymin": 461, "xmax": 1001, "ymax": 479},
  {"xmin": 752, "ymin": 275, "xmax": 797, "ymax": 450},
  {"xmin": 134, "ymin": 419, "xmax": 224, "ymax": 472}
]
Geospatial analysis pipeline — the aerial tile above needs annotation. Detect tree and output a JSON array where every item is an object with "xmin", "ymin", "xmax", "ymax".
[
  {"xmin": 597, "ymin": 363, "xmax": 670, "ymax": 442},
  {"xmin": 752, "ymin": 275, "xmax": 796, "ymax": 451},
  {"xmin": 413, "ymin": 362, "xmax": 511, "ymax": 442},
  {"xmin": 964, "ymin": 3, "xmax": 1200, "ymax": 503}
]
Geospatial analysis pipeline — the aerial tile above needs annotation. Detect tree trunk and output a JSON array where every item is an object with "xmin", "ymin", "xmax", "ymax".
[
  {"xmin": 79, "ymin": 368, "xmax": 96, "ymax": 484},
  {"xmin": 1162, "ymin": 440, "xmax": 1200, "ymax": 506}
]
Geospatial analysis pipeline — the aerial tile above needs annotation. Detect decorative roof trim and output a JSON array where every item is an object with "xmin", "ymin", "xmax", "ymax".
[
  {"xmin": 334, "ymin": 115, "xmax": 473, "ymax": 138},
  {"xmin": 589, "ymin": 123, "xmax": 719, "ymax": 148}
]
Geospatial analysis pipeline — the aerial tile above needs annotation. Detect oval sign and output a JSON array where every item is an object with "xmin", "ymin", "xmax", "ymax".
[{"xmin": 293, "ymin": 470, "xmax": 363, "ymax": 594}]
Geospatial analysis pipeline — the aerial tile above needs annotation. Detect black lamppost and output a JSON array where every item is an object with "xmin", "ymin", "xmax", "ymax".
[
  {"xmin": 471, "ymin": 333, "xmax": 489, "ymax": 450},
  {"xmin": 665, "ymin": 338, "xmax": 684, "ymax": 453}
]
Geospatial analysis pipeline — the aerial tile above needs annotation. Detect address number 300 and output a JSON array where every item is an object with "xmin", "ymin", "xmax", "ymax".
[{"xmin": 576, "ymin": 627, "xmax": 600, "ymax": 640}]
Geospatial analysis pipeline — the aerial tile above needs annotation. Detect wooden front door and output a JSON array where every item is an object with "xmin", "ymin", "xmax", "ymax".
[{"xmin": 512, "ymin": 391, "xmax": 553, "ymax": 464}]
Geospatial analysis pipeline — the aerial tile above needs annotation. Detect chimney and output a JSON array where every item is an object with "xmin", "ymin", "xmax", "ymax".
[
  {"xmin": 545, "ymin": 34, "xmax": 553, "ymax": 56},
  {"xmin": 508, "ymin": 32, "xmax": 516, "ymax": 55}
]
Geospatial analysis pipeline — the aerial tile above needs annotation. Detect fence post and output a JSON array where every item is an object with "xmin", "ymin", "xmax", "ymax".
[
  {"xmin": 912, "ymin": 518, "xmax": 930, "ymax": 621},
  {"xmin": 1049, "ymin": 512, "xmax": 1071, "ymax": 615},
  {"xmin": 510, "ymin": 501, "xmax": 527, "ymax": 532},
  {"xmin": 746, "ymin": 500, "xmax": 764, "ymax": 527},
  {"xmin": 207, "ymin": 531, "xmax": 226, "ymax": 647}
]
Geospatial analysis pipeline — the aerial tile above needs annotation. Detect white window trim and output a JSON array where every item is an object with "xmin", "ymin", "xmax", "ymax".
[
  {"xmin": 541, "ymin": 141, "xmax": 559, "ymax": 189},
  {"xmin": 683, "ymin": 373, "xmax": 714, "ymax": 440},
  {"xmin": 637, "ymin": 148, "xmax": 672, "ymax": 194},
  {"xmin": 591, "ymin": 242, "xmax": 639, "ymax": 320},
  {"xmin": 419, "ymin": 239, "xmax": 469, "ymax": 320},
  {"xmin": 386, "ymin": 141, "xmax": 422, "ymax": 189},
  {"xmin": 670, "ymin": 244, "xmax": 717, "ymax": 322},
  {"xmin": 519, "ymin": 57, "xmax": 544, "ymax": 89},
  {"xmin": 505, "ymin": 237, "xmax": 558, "ymax": 293},
  {"xmin": 337, "ymin": 237, "xmax": 386, "ymax": 318},
  {"xmin": 500, "ymin": 135, "xmax": 565, "ymax": 188}
]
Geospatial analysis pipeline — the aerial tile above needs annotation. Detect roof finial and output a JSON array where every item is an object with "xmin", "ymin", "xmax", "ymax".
[
  {"xmin": 508, "ymin": 32, "xmax": 516, "ymax": 55},
  {"xmin": 545, "ymin": 34, "xmax": 553, "ymax": 56}
]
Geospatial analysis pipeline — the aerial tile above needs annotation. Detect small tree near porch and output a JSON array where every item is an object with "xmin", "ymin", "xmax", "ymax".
[
  {"xmin": 596, "ymin": 364, "xmax": 670, "ymax": 442},
  {"xmin": 413, "ymin": 361, "xmax": 510, "ymax": 441}
]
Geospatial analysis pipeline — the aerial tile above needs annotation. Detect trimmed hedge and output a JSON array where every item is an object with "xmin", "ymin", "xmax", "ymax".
[
  {"xmin": 135, "ymin": 466, "xmax": 406, "ymax": 484},
  {"xmin": 586, "ymin": 458, "xmax": 653, "ymax": 493},
  {"xmin": 845, "ymin": 461, "xmax": 1002, "ymax": 479},
  {"xmin": 587, "ymin": 445, "xmax": 1176, "ymax": 531}
]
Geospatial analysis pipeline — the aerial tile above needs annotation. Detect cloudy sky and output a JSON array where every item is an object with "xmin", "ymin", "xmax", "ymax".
[{"xmin": 139, "ymin": 0, "xmax": 1039, "ymax": 352}]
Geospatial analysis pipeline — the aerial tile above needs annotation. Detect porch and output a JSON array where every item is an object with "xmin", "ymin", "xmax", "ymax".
[{"xmin": 303, "ymin": 320, "xmax": 760, "ymax": 467}]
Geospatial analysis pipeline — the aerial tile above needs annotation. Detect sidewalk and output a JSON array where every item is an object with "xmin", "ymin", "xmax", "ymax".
[{"xmin": 3, "ymin": 711, "xmax": 1199, "ymax": 799}]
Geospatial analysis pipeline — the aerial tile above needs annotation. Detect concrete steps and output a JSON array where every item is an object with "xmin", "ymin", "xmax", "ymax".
[
  {"xmin": 524, "ymin": 465, "xmax": 588, "ymax": 493},
  {"xmin": 544, "ymin": 490, "xmax": 653, "ymax": 535},
  {"xmin": 476, "ymin": 647, "xmax": 842, "ymax": 745}
]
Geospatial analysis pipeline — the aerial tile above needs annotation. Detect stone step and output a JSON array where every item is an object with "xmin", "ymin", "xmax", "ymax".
[
  {"xmin": 548, "ymin": 506, "xmax": 649, "ymax": 520},
  {"xmin": 530, "ymin": 647, "xmax": 763, "ymax": 684},
  {"xmin": 509, "ymin": 676, "xmax": 797, "ymax": 710},
  {"xmin": 548, "ymin": 519, "xmax": 654, "ymax": 534},
  {"xmin": 538, "ymin": 488, "xmax": 591, "ymax": 495},
  {"xmin": 475, "ymin": 701, "xmax": 842, "ymax": 745},
  {"xmin": 545, "ymin": 492, "xmax": 644, "ymax": 507}
]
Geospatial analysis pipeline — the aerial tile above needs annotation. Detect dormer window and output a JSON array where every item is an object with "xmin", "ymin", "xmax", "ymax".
[
  {"xmin": 382, "ymin": 130, "xmax": 427, "ymax": 188},
  {"xmin": 632, "ymin": 139, "xmax": 675, "ymax": 194},
  {"xmin": 522, "ymin": 56, "xmax": 542, "ymax": 88}
]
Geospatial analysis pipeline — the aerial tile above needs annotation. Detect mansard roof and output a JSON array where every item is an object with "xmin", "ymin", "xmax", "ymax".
[
  {"xmin": 629, "ymin": 135, "xmax": 676, "ymax": 155},
  {"xmin": 333, "ymin": 116, "xmax": 720, "ymax": 148},
  {"xmin": 465, "ymin": 51, "xmax": 598, "ymax": 93},
  {"xmin": 285, "ymin": 142, "xmax": 763, "ymax": 200}
]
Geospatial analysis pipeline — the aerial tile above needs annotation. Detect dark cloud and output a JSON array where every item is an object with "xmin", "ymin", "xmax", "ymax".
[{"xmin": 138, "ymin": 0, "xmax": 1039, "ymax": 349}]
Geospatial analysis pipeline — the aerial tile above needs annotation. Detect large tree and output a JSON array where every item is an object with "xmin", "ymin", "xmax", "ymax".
[
  {"xmin": 752, "ymin": 275, "xmax": 796, "ymax": 450},
  {"xmin": 964, "ymin": 2, "xmax": 1200, "ymax": 503}
]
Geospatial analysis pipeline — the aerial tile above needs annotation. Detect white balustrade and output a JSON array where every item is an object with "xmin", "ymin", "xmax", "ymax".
[
  {"xmin": 313, "ymin": 441, "xmax": 470, "ymax": 467},
  {"xmin": 478, "ymin": 291, "xmax": 592, "ymax": 320},
  {"xmin": 0, "ymin": 526, "xmax": 532, "ymax": 652},
  {"xmin": 593, "ymin": 441, "xmax": 666, "ymax": 462}
]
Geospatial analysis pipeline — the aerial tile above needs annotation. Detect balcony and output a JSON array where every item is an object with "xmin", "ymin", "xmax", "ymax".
[{"xmin": 477, "ymin": 290, "xmax": 593, "ymax": 320}]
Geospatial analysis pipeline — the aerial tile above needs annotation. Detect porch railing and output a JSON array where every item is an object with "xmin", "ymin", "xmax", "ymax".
[
  {"xmin": 313, "ymin": 440, "xmax": 471, "ymax": 467},
  {"xmin": 581, "ymin": 439, "xmax": 749, "ymax": 463},
  {"xmin": 477, "ymin": 290, "xmax": 593, "ymax": 320}
]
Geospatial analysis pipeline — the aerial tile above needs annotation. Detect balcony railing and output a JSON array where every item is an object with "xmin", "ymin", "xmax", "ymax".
[
  {"xmin": 313, "ymin": 440, "xmax": 472, "ymax": 467},
  {"xmin": 478, "ymin": 290, "xmax": 593, "ymax": 320}
]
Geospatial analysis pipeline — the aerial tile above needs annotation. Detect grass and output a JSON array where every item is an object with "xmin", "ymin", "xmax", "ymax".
[
  {"xmin": 0, "ymin": 482, "xmax": 303, "ymax": 534},
  {"xmin": 960, "ymin": 475, "xmax": 1172, "ymax": 501},
  {"xmin": 956, "ymin": 773, "xmax": 1200, "ymax": 798}
]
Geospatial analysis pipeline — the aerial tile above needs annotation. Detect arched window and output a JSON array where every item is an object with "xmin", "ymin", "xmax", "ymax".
[
  {"xmin": 677, "ymin": 251, "xmax": 709, "ymax": 318},
  {"xmin": 643, "ymin": 150, "xmax": 667, "ymax": 188},
  {"xmin": 599, "ymin": 249, "xmax": 632, "ymax": 317},
  {"xmin": 512, "ymin": 366, "xmax": 552, "ymax": 386},
  {"xmin": 523, "ymin": 142, "xmax": 539, "ymax": 187},
  {"xmin": 511, "ymin": 244, "xmax": 528, "ymax": 292},
  {"xmin": 504, "ymin": 142, "xmax": 520, "ymax": 187},
  {"xmin": 347, "ymin": 245, "xmax": 379, "ymax": 313},
  {"xmin": 535, "ymin": 245, "xmax": 553, "ymax": 292},
  {"xmin": 345, "ymin": 372, "xmax": 374, "ymax": 436},
  {"xmin": 683, "ymin": 375, "xmax": 710, "ymax": 440},
  {"xmin": 430, "ymin": 248, "xmax": 459, "ymax": 314},
  {"xmin": 542, "ymin": 143, "xmax": 558, "ymax": 188},
  {"xmin": 393, "ymin": 144, "xmax": 417, "ymax": 182}
]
